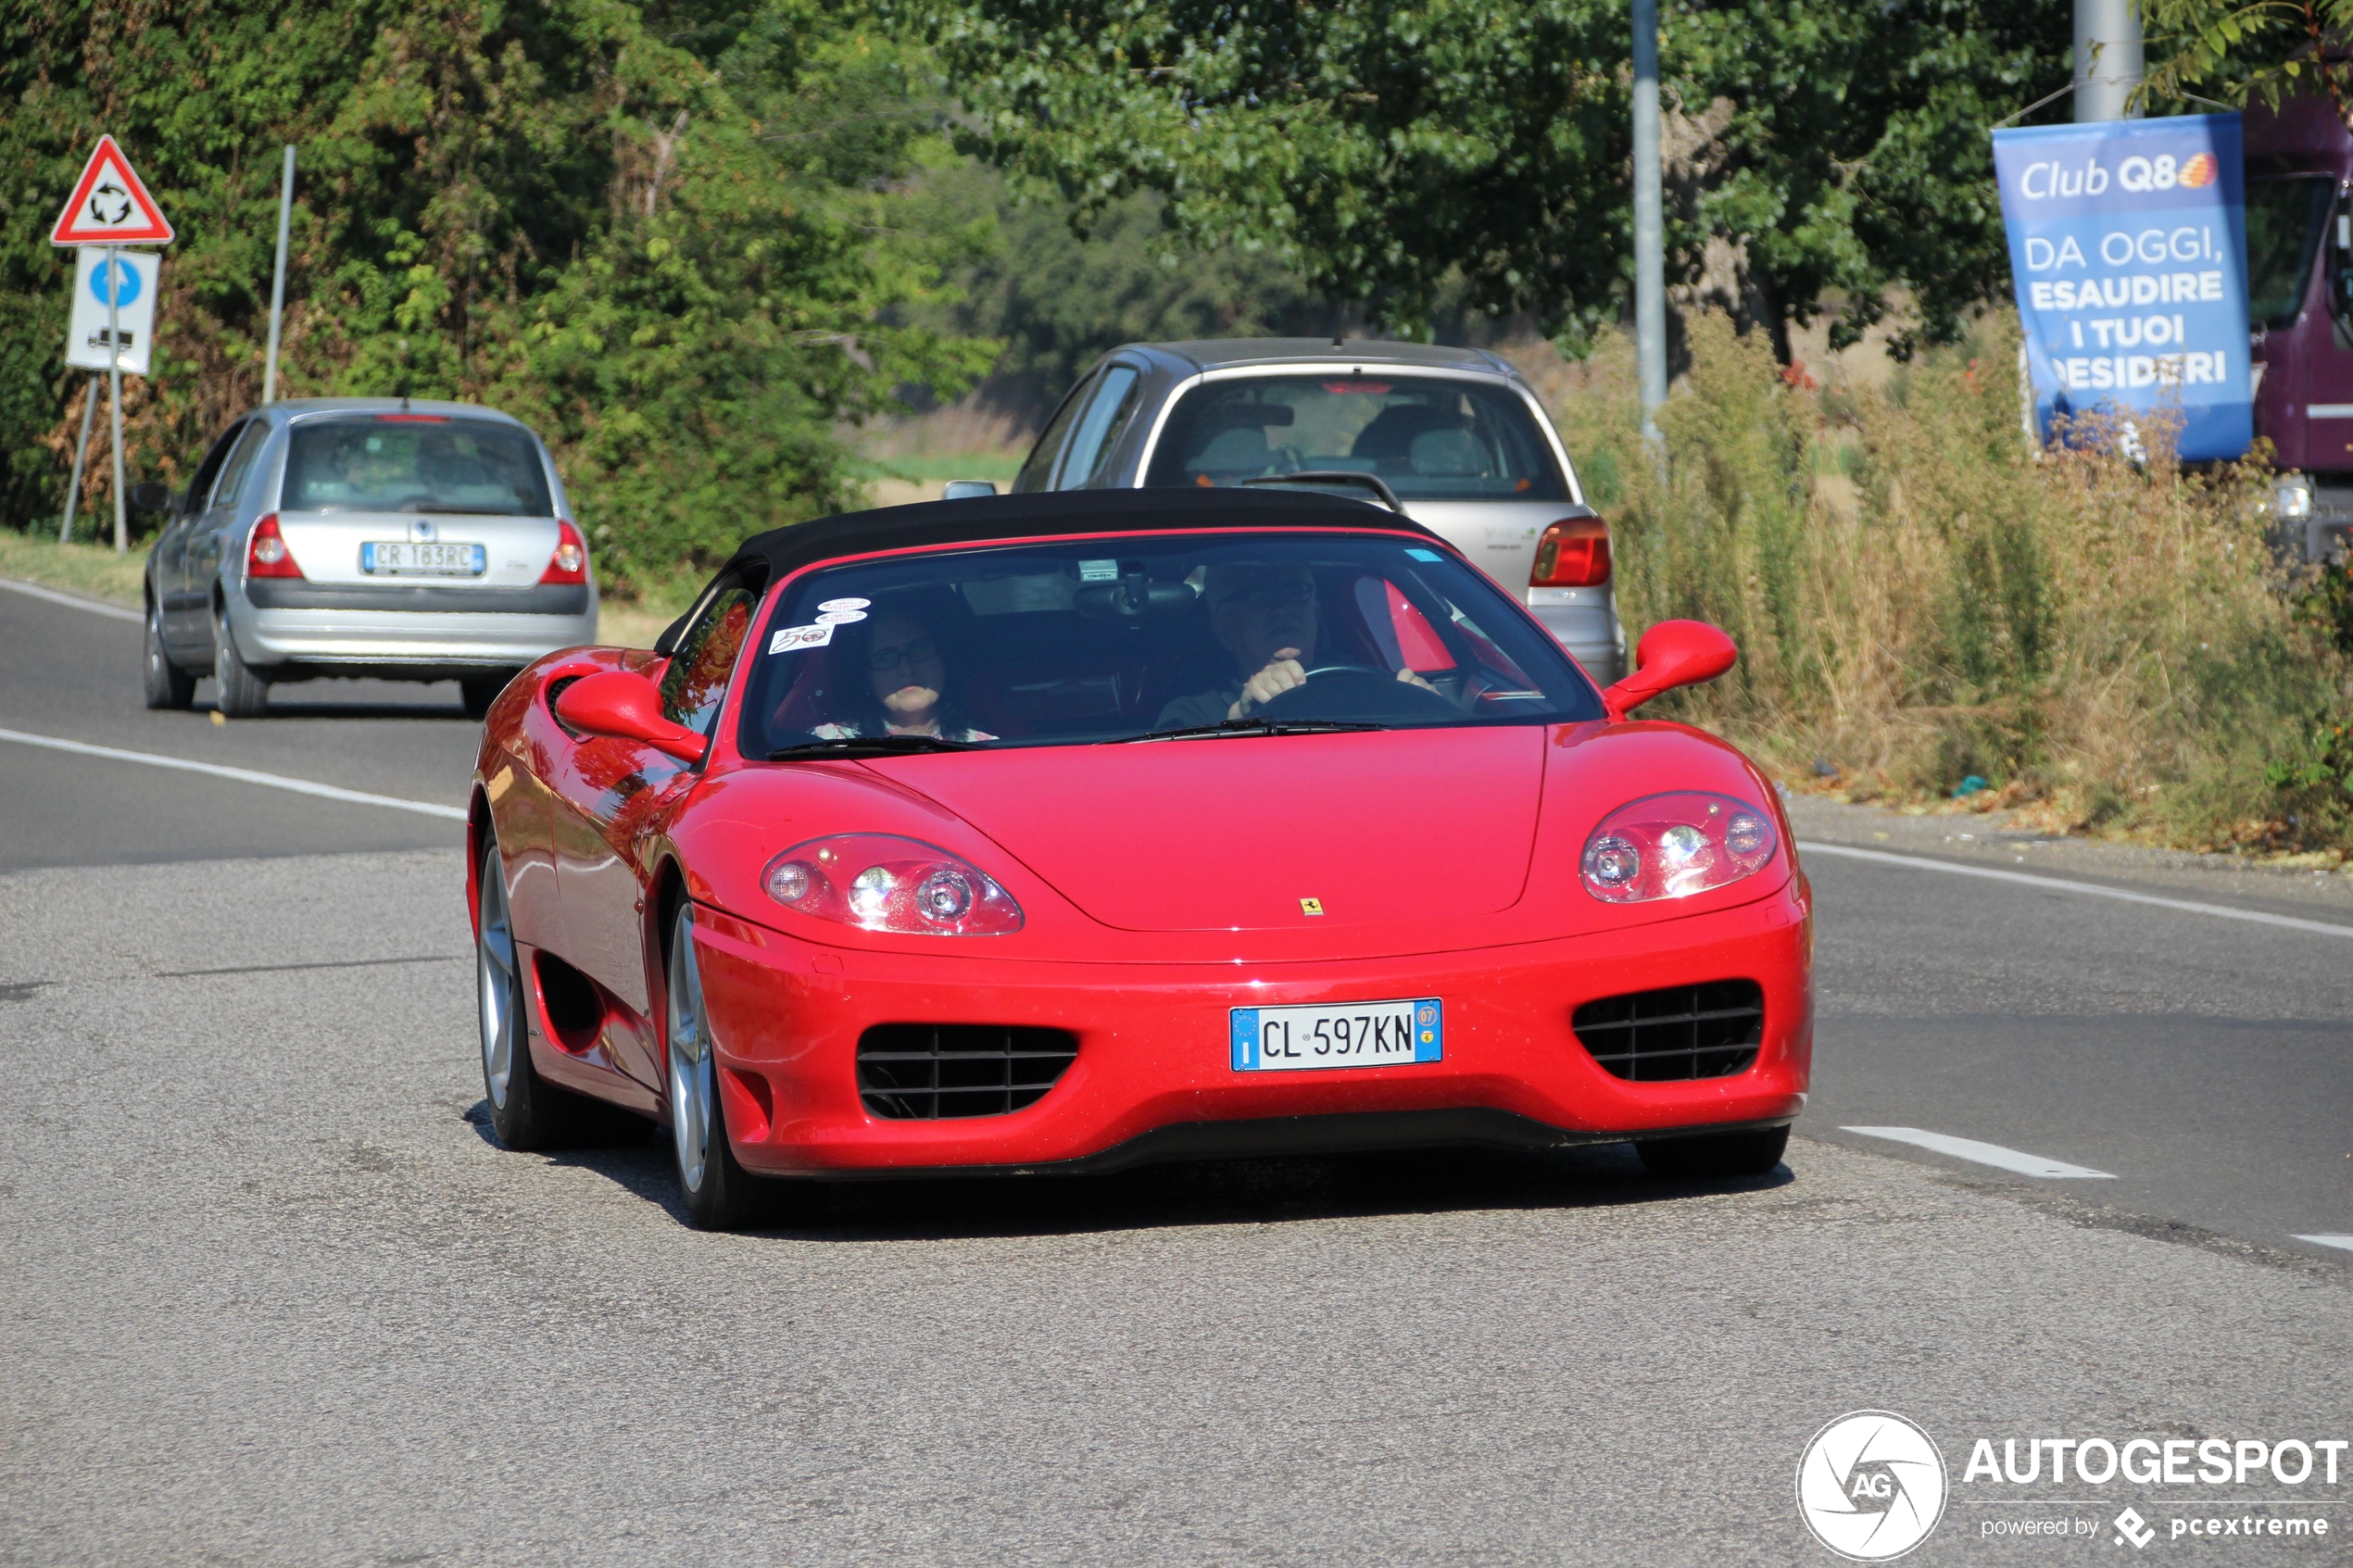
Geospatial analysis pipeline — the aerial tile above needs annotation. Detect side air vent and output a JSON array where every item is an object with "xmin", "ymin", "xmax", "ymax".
[
  {"xmin": 857, "ymin": 1023, "xmax": 1080, "ymax": 1120},
  {"xmin": 1571, "ymin": 980, "xmax": 1764, "ymax": 1082}
]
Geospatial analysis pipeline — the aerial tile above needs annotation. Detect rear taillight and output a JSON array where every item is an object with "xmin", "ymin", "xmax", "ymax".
[
  {"xmin": 540, "ymin": 519, "xmax": 588, "ymax": 585},
  {"xmin": 245, "ymin": 514, "xmax": 303, "ymax": 579},
  {"xmin": 1531, "ymin": 516, "xmax": 1611, "ymax": 587}
]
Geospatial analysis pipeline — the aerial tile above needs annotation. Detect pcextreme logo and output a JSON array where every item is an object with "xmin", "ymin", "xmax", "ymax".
[{"xmin": 1797, "ymin": 1411, "xmax": 1950, "ymax": 1561}]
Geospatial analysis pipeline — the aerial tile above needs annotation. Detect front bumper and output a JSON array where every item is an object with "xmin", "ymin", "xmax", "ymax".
[
  {"xmin": 229, "ymin": 586, "xmax": 598, "ymax": 673},
  {"xmin": 691, "ymin": 888, "xmax": 1811, "ymax": 1177}
]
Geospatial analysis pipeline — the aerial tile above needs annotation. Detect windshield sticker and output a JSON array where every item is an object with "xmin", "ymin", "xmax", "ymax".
[
  {"xmin": 1405, "ymin": 547, "xmax": 1443, "ymax": 562},
  {"xmin": 817, "ymin": 596, "xmax": 870, "ymax": 612},
  {"xmin": 1078, "ymin": 559, "xmax": 1120, "ymax": 583},
  {"xmin": 815, "ymin": 608, "xmax": 867, "ymax": 625},
  {"xmin": 768, "ymin": 622, "xmax": 836, "ymax": 655}
]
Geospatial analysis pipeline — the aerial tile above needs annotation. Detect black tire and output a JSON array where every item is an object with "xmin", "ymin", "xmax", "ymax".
[
  {"xmin": 1637, "ymin": 1124, "xmax": 1791, "ymax": 1179},
  {"xmin": 143, "ymin": 601, "xmax": 196, "ymax": 710},
  {"xmin": 460, "ymin": 673, "xmax": 512, "ymax": 721},
  {"xmin": 212, "ymin": 610, "xmax": 271, "ymax": 718},
  {"xmin": 664, "ymin": 906, "xmax": 821, "ymax": 1230},
  {"xmin": 477, "ymin": 837, "xmax": 601, "ymax": 1150}
]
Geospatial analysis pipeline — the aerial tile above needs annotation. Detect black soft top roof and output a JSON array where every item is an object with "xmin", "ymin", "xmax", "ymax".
[
  {"xmin": 722, "ymin": 487, "xmax": 1436, "ymax": 587},
  {"xmin": 653, "ymin": 489, "xmax": 1441, "ymax": 652}
]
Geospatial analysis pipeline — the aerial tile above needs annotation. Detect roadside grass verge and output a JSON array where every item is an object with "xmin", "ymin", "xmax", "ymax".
[
  {"xmin": 0, "ymin": 533, "xmax": 146, "ymax": 607},
  {"xmin": 1541, "ymin": 311, "xmax": 2353, "ymax": 854}
]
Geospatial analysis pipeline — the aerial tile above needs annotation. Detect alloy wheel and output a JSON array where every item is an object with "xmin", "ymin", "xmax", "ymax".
[
  {"xmin": 666, "ymin": 910, "xmax": 715, "ymax": 1194},
  {"xmin": 477, "ymin": 847, "xmax": 520, "ymax": 1109}
]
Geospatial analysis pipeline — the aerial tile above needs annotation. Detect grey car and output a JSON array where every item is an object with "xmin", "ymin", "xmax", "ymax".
[
  {"xmin": 975, "ymin": 340, "xmax": 1623, "ymax": 683},
  {"xmin": 141, "ymin": 398, "xmax": 597, "ymax": 719}
]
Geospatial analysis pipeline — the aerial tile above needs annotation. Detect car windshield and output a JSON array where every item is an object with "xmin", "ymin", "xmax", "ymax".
[
  {"xmin": 739, "ymin": 531, "xmax": 1602, "ymax": 757},
  {"xmin": 2245, "ymin": 175, "xmax": 2333, "ymax": 329},
  {"xmin": 282, "ymin": 417, "xmax": 553, "ymax": 515},
  {"xmin": 1143, "ymin": 375, "xmax": 1570, "ymax": 501}
]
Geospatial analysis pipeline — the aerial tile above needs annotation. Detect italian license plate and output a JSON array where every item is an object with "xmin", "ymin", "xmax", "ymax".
[
  {"xmin": 361, "ymin": 541, "xmax": 486, "ymax": 576},
  {"xmin": 1230, "ymin": 997, "xmax": 1441, "ymax": 1073}
]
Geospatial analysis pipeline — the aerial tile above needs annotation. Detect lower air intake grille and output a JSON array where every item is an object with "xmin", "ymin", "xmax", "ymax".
[
  {"xmin": 857, "ymin": 1023, "xmax": 1080, "ymax": 1120},
  {"xmin": 1571, "ymin": 980, "xmax": 1764, "ymax": 1082}
]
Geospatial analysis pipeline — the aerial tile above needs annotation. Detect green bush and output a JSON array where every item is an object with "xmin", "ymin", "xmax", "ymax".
[
  {"xmin": 0, "ymin": 0, "xmax": 998, "ymax": 591},
  {"xmin": 1551, "ymin": 311, "xmax": 2353, "ymax": 851}
]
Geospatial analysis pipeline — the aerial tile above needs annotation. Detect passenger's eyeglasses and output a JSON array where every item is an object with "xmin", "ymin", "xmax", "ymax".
[{"xmin": 869, "ymin": 638, "xmax": 939, "ymax": 672}]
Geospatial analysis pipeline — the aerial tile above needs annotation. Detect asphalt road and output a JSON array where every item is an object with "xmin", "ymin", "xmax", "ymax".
[
  {"xmin": 0, "ymin": 581, "xmax": 472, "ymax": 865},
  {"xmin": 4, "ymin": 576, "xmax": 2349, "ymax": 1565}
]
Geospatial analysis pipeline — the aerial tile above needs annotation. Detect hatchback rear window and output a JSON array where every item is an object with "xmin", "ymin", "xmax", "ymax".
[
  {"xmin": 283, "ymin": 418, "xmax": 553, "ymax": 515},
  {"xmin": 1144, "ymin": 375, "xmax": 1570, "ymax": 501}
]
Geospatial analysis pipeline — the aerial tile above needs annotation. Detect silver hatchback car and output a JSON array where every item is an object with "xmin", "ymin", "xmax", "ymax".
[
  {"xmin": 987, "ymin": 340, "xmax": 1623, "ymax": 683},
  {"xmin": 141, "ymin": 398, "xmax": 597, "ymax": 718}
]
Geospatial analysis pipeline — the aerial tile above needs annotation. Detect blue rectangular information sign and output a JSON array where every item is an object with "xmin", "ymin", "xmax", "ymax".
[{"xmin": 1992, "ymin": 114, "xmax": 2252, "ymax": 459}]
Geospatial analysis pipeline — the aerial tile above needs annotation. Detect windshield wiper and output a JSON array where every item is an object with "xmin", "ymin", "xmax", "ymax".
[
  {"xmin": 1116, "ymin": 718, "xmax": 1389, "ymax": 744},
  {"xmin": 766, "ymin": 734, "xmax": 979, "ymax": 760},
  {"xmin": 396, "ymin": 503, "xmax": 519, "ymax": 515}
]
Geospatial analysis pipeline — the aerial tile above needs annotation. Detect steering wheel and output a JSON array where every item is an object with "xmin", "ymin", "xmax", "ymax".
[{"xmin": 1256, "ymin": 664, "xmax": 1460, "ymax": 721}]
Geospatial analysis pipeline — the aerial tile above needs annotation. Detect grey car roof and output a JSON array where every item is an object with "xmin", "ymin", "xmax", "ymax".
[
  {"xmin": 1139, "ymin": 339, "xmax": 1516, "ymax": 375},
  {"xmin": 249, "ymin": 397, "xmax": 534, "ymax": 427}
]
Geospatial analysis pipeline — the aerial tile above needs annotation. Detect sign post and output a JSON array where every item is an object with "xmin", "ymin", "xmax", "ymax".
[
  {"xmin": 1992, "ymin": 114, "xmax": 2252, "ymax": 459},
  {"xmin": 50, "ymin": 134, "xmax": 174, "ymax": 553},
  {"xmin": 107, "ymin": 245, "xmax": 124, "ymax": 550},
  {"xmin": 263, "ymin": 145, "xmax": 294, "ymax": 403},
  {"xmin": 57, "ymin": 380, "xmax": 98, "ymax": 544}
]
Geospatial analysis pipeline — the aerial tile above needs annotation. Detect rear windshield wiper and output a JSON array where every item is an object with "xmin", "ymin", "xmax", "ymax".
[
  {"xmin": 1116, "ymin": 718, "xmax": 1389, "ymax": 744},
  {"xmin": 767, "ymin": 734, "xmax": 979, "ymax": 760}
]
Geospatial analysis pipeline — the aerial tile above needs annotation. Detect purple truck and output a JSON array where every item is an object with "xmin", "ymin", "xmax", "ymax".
[{"xmin": 2244, "ymin": 96, "xmax": 2353, "ymax": 560}]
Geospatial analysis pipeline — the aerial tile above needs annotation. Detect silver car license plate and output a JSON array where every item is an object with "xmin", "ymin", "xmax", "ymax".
[
  {"xmin": 1229, "ymin": 997, "xmax": 1441, "ymax": 1072},
  {"xmin": 361, "ymin": 541, "xmax": 486, "ymax": 576}
]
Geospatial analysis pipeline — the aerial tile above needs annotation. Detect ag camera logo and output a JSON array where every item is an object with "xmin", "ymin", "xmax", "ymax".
[{"xmin": 1798, "ymin": 1411, "xmax": 1949, "ymax": 1561}]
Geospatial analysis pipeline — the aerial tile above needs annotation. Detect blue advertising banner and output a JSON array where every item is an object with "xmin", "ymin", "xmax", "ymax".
[{"xmin": 1992, "ymin": 114, "xmax": 2252, "ymax": 459}]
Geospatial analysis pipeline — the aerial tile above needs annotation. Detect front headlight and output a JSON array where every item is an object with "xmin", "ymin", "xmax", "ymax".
[
  {"xmin": 1579, "ymin": 792, "xmax": 1779, "ymax": 904},
  {"xmin": 762, "ymin": 834, "xmax": 1023, "ymax": 935}
]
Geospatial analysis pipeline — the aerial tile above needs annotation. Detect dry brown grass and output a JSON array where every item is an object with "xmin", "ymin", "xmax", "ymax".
[{"xmin": 1543, "ymin": 312, "xmax": 2353, "ymax": 852}]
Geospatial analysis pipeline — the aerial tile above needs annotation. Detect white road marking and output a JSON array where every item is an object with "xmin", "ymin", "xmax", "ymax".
[
  {"xmin": 0, "ymin": 726, "xmax": 467, "ymax": 822},
  {"xmin": 1, "ymin": 576, "xmax": 143, "ymax": 622},
  {"xmin": 1842, "ymin": 1126, "xmax": 2117, "ymax": 1178},
  {"xmin": 2293, "ymin": 1235, "xmax": 2353, "ymax": 1253},
  {"xmin": 1798, "ymin": 840, "xmax": 2353, "ymax": 941}
]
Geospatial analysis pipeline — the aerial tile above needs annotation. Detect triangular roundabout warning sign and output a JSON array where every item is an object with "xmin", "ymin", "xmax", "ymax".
[{"xmin": 52, "ymin": 135, "xmax": 173, "ymax": 246}]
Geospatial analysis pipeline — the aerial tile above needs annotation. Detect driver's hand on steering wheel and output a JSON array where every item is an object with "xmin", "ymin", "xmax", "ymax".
[
  {"xmin": 1395, "ymin": 667, "xmax": 1441, "ymax": 696},
  {"xmin": 1228, "ymin": 648, "xmax": 1308, "ymax": 719}
]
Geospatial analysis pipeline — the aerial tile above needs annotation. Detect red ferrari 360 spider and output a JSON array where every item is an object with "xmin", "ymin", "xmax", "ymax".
[{"xmin": 469, "ymin": 489, "xmax": 1810, "ymax": 1227}]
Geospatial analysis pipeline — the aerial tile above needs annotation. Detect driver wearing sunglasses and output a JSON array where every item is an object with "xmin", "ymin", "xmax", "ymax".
[{"xmin": 1152, "ymin": 563, "xmax": 1437, "ymax": 731}]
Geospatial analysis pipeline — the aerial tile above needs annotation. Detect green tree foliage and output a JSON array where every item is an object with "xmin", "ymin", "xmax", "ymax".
[
  {"xmin": 0, "ymin": 0, "xmax": 997, "ymax": 583},
  {"xmin": 912, "ymin": 0, "xmax": 2069, "ymax": 356},
  {"xmin": 2142, "ymin": 0, "xmax": 2353, "ymax": 118},
  {"xmin": 905, "ymin": 161, "xmax": 1341, "ymax": 420}
]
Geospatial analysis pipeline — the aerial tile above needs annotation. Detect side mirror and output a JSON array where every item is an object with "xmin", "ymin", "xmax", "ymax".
[
  {"xmin": 941, "ymin": 480, "xmax": 999, "ymax": 500},
  {"xmin": 1600, "ymin": 620, "xmax": 1738, "ymax": 722},
  {"xmin": 128, "ymin": 482, "xmax": 174, "ymax": 514},
  {"xmin": 554, "ymin": 671, "xmax": 709, "ymax": 763}
]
